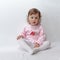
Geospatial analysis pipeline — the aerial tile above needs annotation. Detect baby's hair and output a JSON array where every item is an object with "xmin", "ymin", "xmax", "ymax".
[{"xmin": 28, "ymin": 8, "xmax": 41, "ymax": 18}]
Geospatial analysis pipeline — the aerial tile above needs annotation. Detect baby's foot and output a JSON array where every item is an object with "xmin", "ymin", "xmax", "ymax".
[
  {"xmin": 32, "ymin": 46, "xmax": 41, "ymax": 54},
  {"xmin": 28, "ymin": 46, "xmax": 40, "ymax": 55},
  {"xmin": 28, "ymin": 49, "xmax": 34, "ymax": 55},
  {"xmin": 28, "ymin": 48, "xmax": 38, "ymax": 55}
]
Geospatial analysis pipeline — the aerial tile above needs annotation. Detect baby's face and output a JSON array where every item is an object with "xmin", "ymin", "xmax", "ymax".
[{"xmin": 28, "ymin": 13, "xmax": 40, "ymax": 26}]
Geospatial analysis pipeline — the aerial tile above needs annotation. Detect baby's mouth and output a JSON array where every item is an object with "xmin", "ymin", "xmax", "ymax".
[{"xmin": 33, "ymin": 22, "xmax": 36, "ymax": 24}]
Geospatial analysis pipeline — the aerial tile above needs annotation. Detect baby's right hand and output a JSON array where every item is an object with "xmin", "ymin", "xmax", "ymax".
[{"xmin": 17, "ymin": 35, "xmax": 23, "ymax": 40}]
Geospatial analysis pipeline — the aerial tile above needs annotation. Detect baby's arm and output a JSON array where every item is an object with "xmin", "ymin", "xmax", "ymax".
[
  {"xmin": 17, "ymin": 27, "xmax": 26, "ymax": 40},
  {"xmin": 34, "ymin": 26, "xmax": 46, "ymax": 47},
  {"xmin": 37, "ymin": 26, "xmax": 46, "ymax": 45}
]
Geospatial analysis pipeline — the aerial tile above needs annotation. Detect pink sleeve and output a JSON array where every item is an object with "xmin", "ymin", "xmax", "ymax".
[{"xmin": 36, "ymin": 26, "xmax": 46, "ymax": 45}]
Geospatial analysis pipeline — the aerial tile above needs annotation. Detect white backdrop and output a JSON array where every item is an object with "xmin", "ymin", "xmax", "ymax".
[{"xmin": 0, "ymin": 0, "xmax": 60, "ymax": 47}]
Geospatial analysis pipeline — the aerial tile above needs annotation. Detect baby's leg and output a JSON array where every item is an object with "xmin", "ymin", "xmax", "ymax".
[
  {"xmin": 39, "ymin": 40, "xmax": 51, "ymax": 51},
  {"xmin": 24, "ymin": 40, "xmax": 34, "ymax": 49},
  {"xmin": 33, "ymin": 41, "xmax": 51, "ymax": 54},
  {"xmin": 18, "ymin": 39, "xmax": 33, "ymax": 54}
]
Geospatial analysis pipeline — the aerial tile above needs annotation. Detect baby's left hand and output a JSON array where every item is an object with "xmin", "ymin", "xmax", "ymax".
[{"xmin": 34, "ymin": 42, "xmax": 40, "ymax": 48}]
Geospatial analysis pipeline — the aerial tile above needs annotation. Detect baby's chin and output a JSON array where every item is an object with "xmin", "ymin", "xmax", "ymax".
[{"xmin": 30, "ymin": 23, "xmax": 39, "ymax": 26}]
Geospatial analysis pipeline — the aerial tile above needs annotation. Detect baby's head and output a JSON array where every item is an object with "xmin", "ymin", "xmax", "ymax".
[{"xmin": 27, "ymin": 8, "xmax": 41, "ymax": 26}]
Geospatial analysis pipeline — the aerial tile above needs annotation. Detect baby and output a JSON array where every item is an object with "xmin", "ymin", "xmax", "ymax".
[{"xmin": 17, "ymin": 8, "xmax": 50, "ymax": 54}]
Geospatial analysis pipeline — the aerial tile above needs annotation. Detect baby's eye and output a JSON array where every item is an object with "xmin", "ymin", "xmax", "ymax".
[
  {"xmin": 35, "ymin": 17, "xmax": 38, "ymax": 19},
  {"xmin": 31, "ymin": 17, "xmax": 33, "ymax": 19}
]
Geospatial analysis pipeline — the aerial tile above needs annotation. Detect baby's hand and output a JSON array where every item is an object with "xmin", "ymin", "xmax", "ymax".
[
  {"xmin": 34, "ymin": 42, "xmax": 40, "ymax": 48},
  {"xmin": 17, "ymin": 35, "xmax": 23, "ymax": 40}
]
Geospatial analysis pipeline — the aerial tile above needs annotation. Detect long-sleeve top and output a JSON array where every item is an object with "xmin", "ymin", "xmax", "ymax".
[{"xmin": 20, "ymin": 24, "xmax": 46, "ymax": 45}]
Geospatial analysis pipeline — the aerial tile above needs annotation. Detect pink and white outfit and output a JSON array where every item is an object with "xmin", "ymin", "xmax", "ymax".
[
  {"xmin": 18, "ymin": 24, "xmax": 50, "ymax": 54},
  {"xmin": 21, "ymin": 24, "xmax": 46, "ymax": 45}
]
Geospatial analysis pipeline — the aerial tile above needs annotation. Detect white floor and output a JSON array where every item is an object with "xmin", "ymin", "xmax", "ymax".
[{"xmin": 0, "ymin": 41, "xmax": 60, "ymax": 60}]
